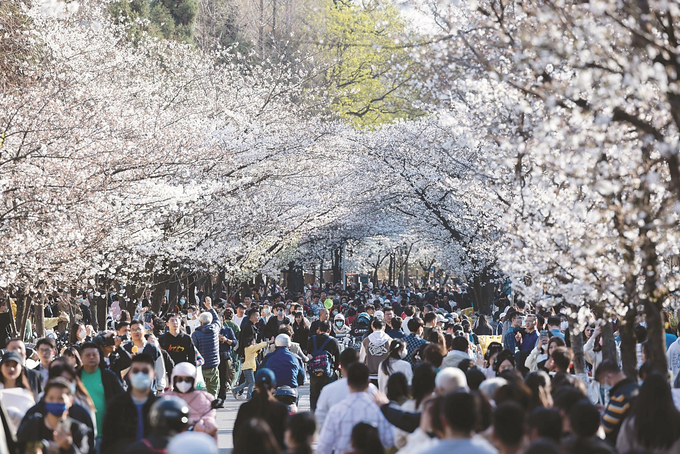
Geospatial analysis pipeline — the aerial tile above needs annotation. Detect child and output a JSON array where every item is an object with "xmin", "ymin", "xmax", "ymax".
[{"xmin": 232, "ymin": 337, "xmax": 268, "ymax": 399}]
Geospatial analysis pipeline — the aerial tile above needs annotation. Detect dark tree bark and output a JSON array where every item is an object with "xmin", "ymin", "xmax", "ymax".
[
  {"xmin": 570, "ymin": 328, "xmax": 587, "ymax": 375},
  {"xmin": 619, "ymin": 306, "xmax": 638, "ymax": 378}
]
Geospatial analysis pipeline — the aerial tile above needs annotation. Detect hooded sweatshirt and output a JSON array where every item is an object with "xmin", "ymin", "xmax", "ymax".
[{"xmin": 360, "ymin": 331, "xmax": 393, "ymax": 378}]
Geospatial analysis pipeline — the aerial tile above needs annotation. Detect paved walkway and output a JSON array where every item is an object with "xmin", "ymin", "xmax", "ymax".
[{"xmin": 216, "ymin": 384, "xmax": 311, "ymax": 453}]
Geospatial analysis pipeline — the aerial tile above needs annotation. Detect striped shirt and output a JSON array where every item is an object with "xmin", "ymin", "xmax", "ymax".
[
  {"xmin": 602, "ymin": 377, "xmax": 639, "ymax": 444},
  {"xmin": 317, "ymin": 392, "xmax": 395, "ymax": 454}
]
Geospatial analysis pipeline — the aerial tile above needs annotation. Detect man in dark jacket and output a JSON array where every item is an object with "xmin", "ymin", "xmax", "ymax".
[
  {"xmin": 264, "ymin": 304, "xmax": 287, "ymax": 340},
  {"xmin": 79, "ymin": 342, "xmax": 125, "ymax": 441},
  {"xmin": 238, "ymin": 308, "xmax": 261, "ymax": 357},
  {"xmin": 191, "ymin": 298, "xmax": 221, "ymax": 398},
  {"xmin": 95, "ymin": 331, "xmax": 132, "ymax": 377},
  {"xmin": 102, "ymin": 354, "xmax": 159, "ymax": 454}
]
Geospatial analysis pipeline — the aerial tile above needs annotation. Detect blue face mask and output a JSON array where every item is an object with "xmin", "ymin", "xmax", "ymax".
[
  {"xmin": 180, "ymin": 299, "xmax": 186, "ymax": 305},
  {"xmin": 45, "ymin": 402, "xmax": 67, "ymax": 417}
]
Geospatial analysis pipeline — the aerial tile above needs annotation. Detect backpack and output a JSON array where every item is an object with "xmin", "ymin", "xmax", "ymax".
[{"xmin": 308, "ymin": 335, "xmax": 334, "ymax": 378}]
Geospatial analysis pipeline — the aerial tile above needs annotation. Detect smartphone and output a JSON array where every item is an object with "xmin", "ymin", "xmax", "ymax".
[{"xmin": 540, "ymin": 329, "xmax": 549, "ymax": 340}]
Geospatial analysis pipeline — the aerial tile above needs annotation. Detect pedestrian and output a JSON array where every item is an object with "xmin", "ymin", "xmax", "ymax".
[
  {"xmin": 124, "ymin": 320, "xmax": 167, "ymax": 391},
  {"xmin": 616, "ymin": 371, "xmax": 680, "ymax": 453},
  {"xmin": 233, "ymin": 368, "xmax": 289, "ymax": 451},
  {"xmin": 190, "ymin": 298, "xmax": 221, "ymax": 398},
  {"xmin": 217, "ymin": 319, "xmax": 237, "ymax": 400},
  {"xmin": 377, "ymin": 339, "xmax": 412, "ymax": 394},
  {"xmin": 360, "ymin": 318, "xmax": 392, "ymax": 384},
  {"xmin": 78, "ymin": 342, "xmax": 125, "ymax": 443},
  {"xmin": 350, "ymin": 422, "xmax": 385, "ymax": 454},
  {"xmin": 595, "ymin": 360, "xmax": 639, "ymax": 444},
  {"xmin": 121, "ymin": 396, "xmax": 191, "ymax": 454},
  {"xmin": 419, "ymin": 392, "xmax": 497, "ymax": 454},
  {"xmin": 0, "ymin": 350, "xmax": 36, "ymax": 432},
  {"xmin": 233, "ymin": 418, "xmax": 282, "ymax": 454},
  {"xmin": 284, "ymin": 411, "xmax": 315, "ymax": 454},
  {"xmin": 101, "ymin": 353, "xmax": 159, "ymax": 454},
  {"xmin": 306, "ymin": 321, "xmax": 339, "ymax": 412},
  {"xmin": 316, "ymin": 362, "xmax": 395, "ymax": 454},
  {"xmin": 261, "ymin": 334, "xmax": 305, "ymax": 391},
  {"xmin": 232, "ymin": 336, "xmax": 269, "ymax": 400},
  {"xmin": 34, "ymin": 337, "xmax": 57, "ymax": 388},
  {"xmin": 17, "ymin": 377, "xmax": 91, "ymax": 453},
  {"xmin": 159, "ymin": 313, "xmax": 197, "ymax": 368},
  {"xmin": 161, "ymin": 362, "xmax": 218, "ymax": 439},
  {"xmin": 6, "ymin": 338, "xmax": 43, "ymax": 398}
]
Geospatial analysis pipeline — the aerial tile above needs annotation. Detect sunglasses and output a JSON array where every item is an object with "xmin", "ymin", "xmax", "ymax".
[{"xmin": 175, "ymin": 377, "xmax": 194, "ymax": 383}]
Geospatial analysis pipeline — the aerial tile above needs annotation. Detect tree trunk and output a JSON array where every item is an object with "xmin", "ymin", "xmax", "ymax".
[
  {"xmin": 644, "ymin": 299, "xmax": 668, "ymax": 373},
  {"xmin": 619, "ymin": 306, "xmax": 638, "ymax": 378},
  {"xmin": 34, "ymin": 293, "xmax": 45, "ymax": 338}
]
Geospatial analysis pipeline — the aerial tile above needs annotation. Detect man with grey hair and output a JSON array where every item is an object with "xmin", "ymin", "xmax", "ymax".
[
  {"xmin": 191, "ymin": 298, "xmax": 221, "ymax": 397},
  {"xmin": 435, "ymin": 367, "xmax": 469, "ymax": 395}
]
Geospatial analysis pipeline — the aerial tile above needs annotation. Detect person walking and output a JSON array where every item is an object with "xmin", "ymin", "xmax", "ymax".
[
  {"xmin": 78, "ymin": 342, "xmax": 125, "ymax": 445},
  {"xmin": 316, "ymin": 362, "xmax": 395, "ymax": 454},
  {"xmin": 101, "ymin": 354, "xmax": 159, "ymax": 454},
  {"xmin": 306, "ymin": 321, "xmax": 340, "ymax": 412},
  {"xmin": 191, "ymin": 298, "xmax": 221, "ymax": 397},
  {"xmin": 232, "ymin": 337, "xmax": 269, "ymax": 400}
]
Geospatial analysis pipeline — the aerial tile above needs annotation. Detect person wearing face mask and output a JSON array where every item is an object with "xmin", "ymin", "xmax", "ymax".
[
  {"xmin": 595, "ymin": 360, "xmax": 639, "ymax": 445},
  {"xmin": 333, "ymin": 313, "xmax": 351, "ymax": 339},
  {"xmin": 306, "ymin": 322, "xmax": 340, "ymax": 412},
  {"xmin": 264, "ymin": 303, "xmax": 288, "ymax": 340},
  {"xmin": 377, "ymin": 340, "xmax": 413, "ymax": 395},
  {"xmin": 0, "ymin": 350, "xmax": 36, "ymax": 433},
  {"xmin": 69, "ymin": 322, "xmax": 91, "ymax": 347},
  {"xmin": 17, "ymin": 377, "xmax": 91, "ymax": 454},
  {"xmin": 101, "ymin": 354, "xmax": 159, "ymax": 454},
  {"xmin": 185, "ymin": 306, "xmax": 201, "ymax": 333},
  {"xmin": 161, "ymin": 362, "xmax": 217, "ymax": 440}
]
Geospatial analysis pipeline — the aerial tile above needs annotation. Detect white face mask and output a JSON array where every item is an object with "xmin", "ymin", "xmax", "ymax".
[
  {"xmin": 77, "ymin": 329, "xmax": 87, "ymax": 340},
  {"xmin": 399, "ymin": 348, "xmax": 408, "ymax": 359},
  {"xmin": 175, "ymin": 380, "xmax": 192, "ymax": 393},
  {"xmin": 560, "ymin": 321, "xmax": 569, "ymax": 331}
]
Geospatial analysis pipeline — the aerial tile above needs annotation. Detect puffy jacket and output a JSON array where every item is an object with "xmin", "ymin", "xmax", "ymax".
[
  {"xmin": 191, "ymin": 309, "xmax": 220, "ymax": 369},
  {"xmin": 261, "ymin": 347, "xmax": 306, "ymax": 388}
]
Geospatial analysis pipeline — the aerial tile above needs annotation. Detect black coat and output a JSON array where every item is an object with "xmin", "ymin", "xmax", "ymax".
[
  {"xmin": 17, "ymin": 412, "xmax": 91, "ymax": 454},
  {"xmin": 101, "ymin": 392, "xmax": 158, "ymax": 454},
  {"xmin": 233, "ymin": 396, "xmax": 288, "ymax": 450},
  {"xmin": 23, "ymin": 401, "xmax": 95, "ymax": 453},
  {"xmin": 24, "ymin": 367, "xmax": 43, "ymax": 399},
  {"xmin": 77, "ymin": 367, "xmax": 125, "ymax": 403}
]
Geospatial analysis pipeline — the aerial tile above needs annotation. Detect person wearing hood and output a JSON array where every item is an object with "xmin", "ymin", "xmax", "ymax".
[
  {"xmin": 441, "ymin": 335, "xmax": 473, "ymax": 369},
  {"xmin": 161, "ymin": 362, "xmax": 218, "ymax": 440},
  {"xmin": 190, "ymin": 298, "xmax": 221, "ymax": 398},
  {"xmin": 333, "ymin": 313, "xmax": 351, "ymax": 339},
  {"xmin": 360, "ymin": 318, "xmax": 393, "ymax": 384}
]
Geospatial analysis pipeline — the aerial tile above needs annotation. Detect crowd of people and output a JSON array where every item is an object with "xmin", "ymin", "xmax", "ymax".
[{"xmin": 0, "ymin": 282, "xmax": 678, "ymax": 454}]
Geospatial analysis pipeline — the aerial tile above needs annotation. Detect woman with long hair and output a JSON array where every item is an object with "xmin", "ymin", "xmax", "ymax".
[
  {"xmin": 481, "ymin": 341, "xmax": 504, "ymax": 379},
  {"xmin": 386, "ymin": 373, "xmax": 409, "ymax": 405},
  {"xmin": 0, "ymin": 351, "xmax": 35, "ymax": 432},
  {"xmin": 377, "ymin": 340, "xmax": 413, "ymax": 394},
  {"xmin": 525, "ymin": 336, "xmax": 565, "ymax": 372},
  {"xmin": 68, "ymin": 322, "xmax": 90, "ymax": 346},
  {"xmin": 233, "ymin": 368, "xmax": 289, "ymax": 451},
  {"xmin": 394, "ymin": 363, "xmax": 437, "ymax": 449},
  {"xmin": 474, "ymin": 314, "xmax": 494, "ymax": 335},
  {"xmin": 616, "ymin": 372, "xmax": 680, "ymax": 453}
]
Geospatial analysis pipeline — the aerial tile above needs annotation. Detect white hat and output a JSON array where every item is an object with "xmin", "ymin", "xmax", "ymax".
[
  {"xmin": 275, "ymin": 334, "xmax": 291, "ymax": 348},
  {"xmin": 374, "ymin": 310, "xmax": 385, "ymax": 319},
  {"xmin": 167, "ymin": 432, "xmax": 217, "ymax": 454},
  {"xmin": 171, "ymin": 362, "xmax": 197, "ymax": 383}
]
